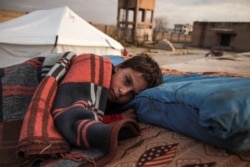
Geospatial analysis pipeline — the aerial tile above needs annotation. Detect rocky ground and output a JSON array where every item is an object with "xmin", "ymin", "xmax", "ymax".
[{"xmin": 126, "ymin": 45, "xmax": 250, "ymax": 77}]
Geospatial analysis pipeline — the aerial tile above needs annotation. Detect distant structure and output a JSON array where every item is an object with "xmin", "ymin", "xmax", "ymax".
[
  {"xmin": 117, "ymin": 0, "xmax": 155, "ymax": 42},
  {"xmin": 174, "ymin": 24, "xmax": 193, "ymax": 35},
  {"xmin": 191, "ymin": 21, "xmax": 250, "ymax": 52}
]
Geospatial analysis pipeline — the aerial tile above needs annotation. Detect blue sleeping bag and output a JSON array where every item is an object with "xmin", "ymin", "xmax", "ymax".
[{"xmin": 122, "ymin": 74, "xmax": 250, "ymax": 152}]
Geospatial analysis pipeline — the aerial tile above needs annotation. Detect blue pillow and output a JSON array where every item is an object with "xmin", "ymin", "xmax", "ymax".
[
  {"xmin": 105, "ymin": 55, "xmax": 124, "ymax": 66},
  {"xmin": 122, "ymin": 74, "xmax": 250, "ymax": 152}
]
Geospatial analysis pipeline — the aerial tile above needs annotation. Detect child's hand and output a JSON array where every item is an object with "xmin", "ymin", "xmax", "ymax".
[{"xmin": 121, "ymin": 109, "xmax": 137, "ymax": 121}]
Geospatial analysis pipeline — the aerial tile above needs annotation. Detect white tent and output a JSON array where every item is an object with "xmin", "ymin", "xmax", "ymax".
[{"xmin": 0, "ymin": 6, "xmax": 124, "ymax": 67}]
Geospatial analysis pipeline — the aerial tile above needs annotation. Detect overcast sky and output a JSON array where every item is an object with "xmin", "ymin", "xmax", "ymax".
[{"xmin": 0, "ymin": 0, "xmax": 249, "ymax": 28}]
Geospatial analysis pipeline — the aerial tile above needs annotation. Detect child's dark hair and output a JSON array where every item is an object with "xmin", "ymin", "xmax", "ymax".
[{"xmin": 118, "ymin": 54, "xmax": 163, "ymax": 88}]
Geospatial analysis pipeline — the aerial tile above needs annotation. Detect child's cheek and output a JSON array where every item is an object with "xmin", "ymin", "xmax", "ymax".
[{"xmin": 120, "ymin": 96, "xmax": 132, "ymax": 104}]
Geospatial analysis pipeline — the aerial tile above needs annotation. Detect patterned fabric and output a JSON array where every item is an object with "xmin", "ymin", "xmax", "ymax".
[
  {"xmin": 1, "ymin": 54, "xmax": 250, "ymax": 167},
  {"xmin": 0, "ymin": 57, "xmax": 44, "ymax": 122},
  {"xmin": 0, "ymin": 52, "xmax": 140, "ymax": 167},
  {"xmin": 0, "ymin": 57, "xmax": 45, "ymax": 166},
  {"xmin": 17, "ymin": 52, "xmax": 75, "ymax": 164},
  {"xmin": 16, "ymin": 52, "xmax": 140, "ymax": 167},
  {"xmin": 106, "ymin": 123, "xmax": 250, "ymax": 167}
]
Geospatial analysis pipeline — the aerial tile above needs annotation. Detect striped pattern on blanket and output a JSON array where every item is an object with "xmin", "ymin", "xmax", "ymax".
[
  {"xmin": 17, "ymin": 52, "xmax": 75, "ymax": 160},
  {"xmin": 16, "ymin": 52, "xmax": 140, "ymax": 167},
  {"xmin": 52, "ymin": 53, "xmax": 113, "ymax": 148},
  {"xmin": 0, "ymin": 56, "xmax": 45, "ymax": 166}
]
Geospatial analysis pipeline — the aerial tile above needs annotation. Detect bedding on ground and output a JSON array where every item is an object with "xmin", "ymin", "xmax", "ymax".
[{"xmin": 0, "ymin": 53, "xmax": 250, "ymax": 167}]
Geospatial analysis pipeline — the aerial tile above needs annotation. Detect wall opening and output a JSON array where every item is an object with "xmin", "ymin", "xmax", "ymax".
[{"xmin": 220, "ymin": 34, "xmax": 231, "ymax": 46}]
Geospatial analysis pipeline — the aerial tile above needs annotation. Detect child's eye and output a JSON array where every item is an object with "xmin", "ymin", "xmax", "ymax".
[{"xmin": 124, "ymin": 76, "xmax": 131, "ymax": 86}]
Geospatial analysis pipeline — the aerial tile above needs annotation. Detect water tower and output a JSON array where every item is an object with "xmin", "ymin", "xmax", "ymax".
[{"xmin": 117, "ymin": 0, "xmax": 155, "ymax": 42}]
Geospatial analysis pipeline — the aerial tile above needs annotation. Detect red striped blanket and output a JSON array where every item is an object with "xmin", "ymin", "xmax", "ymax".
[
  {"xmin": 0, "ymin": 56, "xmax": 45, "ymax": 166},
  {"xmin": 0, "ymin": 52, "xmax": 140, "ymax": 167}
]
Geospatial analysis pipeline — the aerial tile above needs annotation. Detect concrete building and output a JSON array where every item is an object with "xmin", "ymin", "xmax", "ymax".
[
  {"xmin": 174, "ymin": 24, "xmax": 193, "ymax": 35},
  {"xmin": 191, "ymin": 21, "xmax": 250, "ymax": 52},
  {"xmin": 117, "ymin": 0, "xmax": 155, "ymax": 42}
]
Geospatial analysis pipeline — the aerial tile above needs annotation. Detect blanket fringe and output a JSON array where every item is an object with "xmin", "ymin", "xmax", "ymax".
[
  {"xmin": 60, "ymin": 153, "xmax": 96, "ymax": 167},
  {"xmin": 40, "ymin": 144, "xmax": 52, "ymax": 154}
]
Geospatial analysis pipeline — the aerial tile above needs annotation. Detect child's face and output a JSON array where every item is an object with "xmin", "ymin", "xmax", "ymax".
[{"xmin": 108, "ymin": 67, "xmax": 148, "ymax": 104}]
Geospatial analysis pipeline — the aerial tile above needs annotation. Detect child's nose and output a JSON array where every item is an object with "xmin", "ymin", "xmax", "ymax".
[{"xmin": 119, "ymin": 87, "xmax": 131, "ymax": 96}]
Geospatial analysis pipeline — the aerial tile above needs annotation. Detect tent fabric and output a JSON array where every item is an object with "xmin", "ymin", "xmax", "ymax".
[
  {"xmin": 0, "ymin": 6, "xmax": 124, "ymax": 67},
  {"xmin": 121, "ymin": 74, "xmax": 250, "ymax": 152}
]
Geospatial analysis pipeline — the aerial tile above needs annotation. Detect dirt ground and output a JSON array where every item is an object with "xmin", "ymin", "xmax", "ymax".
[{"xmin": 126, "ymin": 46, "xmax": 250, "ymax": 77}]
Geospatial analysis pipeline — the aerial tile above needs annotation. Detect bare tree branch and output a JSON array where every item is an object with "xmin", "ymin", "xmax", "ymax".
[{"xmin": 153, "ymin": 16, "xmax": 168, "ymax": 41}]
